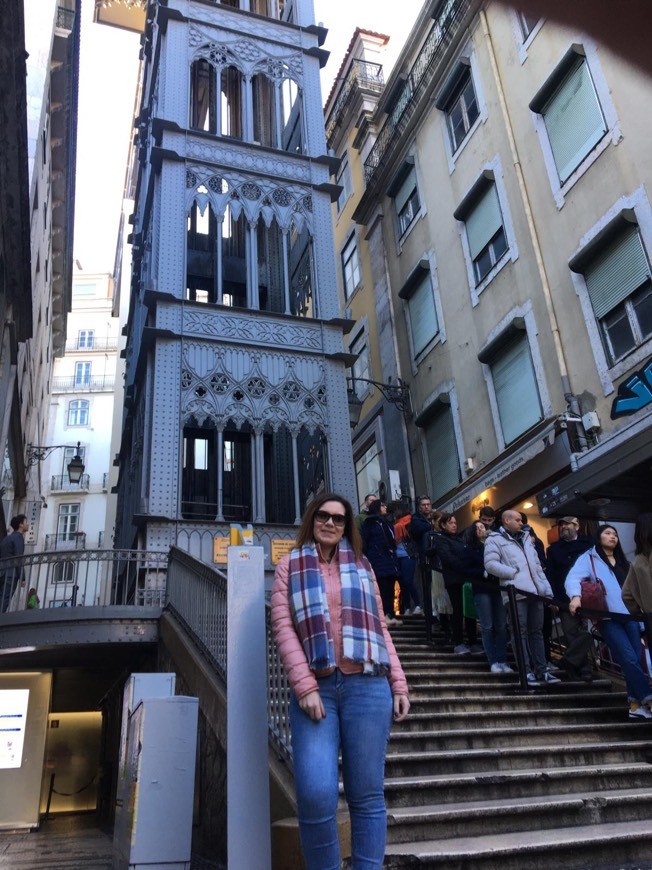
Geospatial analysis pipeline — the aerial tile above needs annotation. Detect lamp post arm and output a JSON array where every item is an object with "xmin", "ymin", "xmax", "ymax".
[{"xmin": 348, "ymin": 377, "xmax": 412, "ymax": 415}]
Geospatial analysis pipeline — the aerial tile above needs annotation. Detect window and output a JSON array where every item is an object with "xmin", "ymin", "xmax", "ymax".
[
  {"xmin": 536, "ymin": 56, "xmax": 607, "ymax": 184},
  {"xmin": 489, "ymin": 334, "xmax": 543, "ymax": 445},
  {"xmin": 390, "ymin": 165, "xmax": 420, "ymax": 237},
  {"xmin": 62, "ymin": 446, "xmax": 85, "ymax": 475},
  {"xmin": 355, "ymin": 443, "xmax": 381, "ymax": 509},
  {"xmin": 424, "ymin": 404, "xmax": 460, "ymax": 500},
  {"xmin": 74, "ymin": 362, "xmax": 91, "ymax": 387},
  {"xmin": 461, "ymin": 184, "xmax": 508, "ymax": 284},
  {"xmin": 341, "ymin": 235, "xmax": 361, "ymax": 299},
  {"xmin": 349, "ymin": 330, "xmax": 370, "ymax": 398},
  {"xmin": 445, "ymin": 69, "xmax": 479, "ymax": 152},
  {"xmin": 581, "ymin": 225, "xmax": 652, "ymax": 365},
  {"xmin": 73, "ymin": 283, "xmax": 95, "ymax": 298},
  {"xmin": 67, "ymin": 400, "xmax": 89, "ymax": 427},
  {"xmin": 57, "ymin": 503, "xmax": 80, "ymax": 541},
  {"xmin": 400, "ymin": 266, "xmax": 439, "ymax": 358},
  {"xmin": 518, "ymin": 12, "xmax": 541, "ymax": 39},
  {"xmin": 78, "ymin": 330, "xmax": 94, "ymax": 349},
  {"xmin": 53, "ymin": 561, "xmax": 76, "ymax": 584},
  {"xmin": 336, "ymin": 159, "xmax": 352, "ymax": 213}
]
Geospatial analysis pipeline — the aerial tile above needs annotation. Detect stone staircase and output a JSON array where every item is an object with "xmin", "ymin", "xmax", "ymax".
[{"xmin": 382, "ymin": 617, "xmax": 652, "ymax": 869}]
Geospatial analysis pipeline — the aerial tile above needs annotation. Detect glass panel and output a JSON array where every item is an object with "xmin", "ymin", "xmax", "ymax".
[
  {"xmin": 355, "ymin": 443, "xmax": 381, "ymax": 509},
  {"xmin": 342, "ymin": 236, "xmax": 361, "ymax": 298},
  {"xmin": 633, "ymin": 281, "xmax": 652, "ymax": 339},
  {"xmin": 519, "ymin": 12, "xmax": 540, "ymax": 38},
  {"xmin": 602, "ymin": 304, "xmax": 636, "ymax": 362},
  {"xmin": 394, "ymin": 166, "xmax": 417, "ymax": 214}
]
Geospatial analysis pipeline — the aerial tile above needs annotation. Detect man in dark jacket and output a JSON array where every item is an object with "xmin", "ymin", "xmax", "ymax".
[
  {"xmin": 0, "ymin": 514, "xmax": 29, "ymax": 612},
  {"xmin": 546, "ymin": 516, "xmax": 594, "ymax": 680},
  {"xmin": 408, "ymin": 496, "xmax": 433, "ymax": 557}
]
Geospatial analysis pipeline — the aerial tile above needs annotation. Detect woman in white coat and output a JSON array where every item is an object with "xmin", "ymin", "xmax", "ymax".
[{"xmin": 566, "ymin": 525, "xmax": 652, "ymax": 720}]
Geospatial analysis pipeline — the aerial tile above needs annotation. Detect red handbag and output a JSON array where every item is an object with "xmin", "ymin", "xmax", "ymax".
[{"xmin": 580, "ymin": 555, "xmax": 608, "ymax": 613}]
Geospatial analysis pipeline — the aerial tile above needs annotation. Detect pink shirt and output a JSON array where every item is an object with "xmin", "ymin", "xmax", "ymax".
[{"xmin": 271, "ymin": 552, "xmax": 409, "ymax": 701}]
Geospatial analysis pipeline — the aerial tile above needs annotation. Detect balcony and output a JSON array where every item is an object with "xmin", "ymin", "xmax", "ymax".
[
  {"xmin": 51, "ymin": 375, "xmax": 115, "ymax": 393},
  {"xmin": 44, "ymin": 532, "xmax": 87, "ymax": 551},
  {"xmin": 362, "ymin": 0, "xmax": 473, "ymax": 190},
  {"xmin": 325, "ymin": 59, "xmax": 385, "ymax": 146},
  {"xmin": 50, "ymin": 473, "xmax": 90, "ymax": 492},
  {"xmin": 56, "ymin": 5, "xmax": 75, "ymax": 31},
  {"xmin": 65, "ymin": 336, "xmax": 118, "ymax": 353}
]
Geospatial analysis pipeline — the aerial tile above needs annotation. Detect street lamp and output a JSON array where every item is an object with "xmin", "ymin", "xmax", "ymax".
[
  {"xmin": 347, "ymin": 377, "xmax": 412, "ymax": 428},
  {"xmin": 27, "ymin": 441, "xmax": 86, "ymax": 485}
]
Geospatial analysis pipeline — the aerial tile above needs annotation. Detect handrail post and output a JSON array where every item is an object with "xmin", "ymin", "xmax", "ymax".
[{"xmin": 506, "ymin": 585, "xmax": 528, "ymax": 691}]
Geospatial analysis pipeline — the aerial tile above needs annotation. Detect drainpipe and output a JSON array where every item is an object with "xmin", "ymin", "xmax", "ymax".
[{"xmin": 479, "ymin": 9, "xmax": 587, "ymax": 451}]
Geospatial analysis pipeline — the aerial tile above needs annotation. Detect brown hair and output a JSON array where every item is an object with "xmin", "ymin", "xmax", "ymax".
[
  {"xmin": 295, "ymin": 493, "xmax": 363, "ymax": 560},
  {"xmin": 438, "ymin": 511, "xmax": 456, "ymax": 530}
]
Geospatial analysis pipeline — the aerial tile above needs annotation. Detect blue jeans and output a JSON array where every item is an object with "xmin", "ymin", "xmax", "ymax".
[
  {"xmin": 398, "ymin": 556, "xmax": 420, "ymax": 610},
  {"xmin": 290, "ymin": 671, "xmax": 393, "ymax": 869},
  {"xmin": 473, "ymin": 589, "xmax": 507, "ymax": 664},
  {"xmin": 600, "ymin": 618, "xmax": 652, "ymax": 704}
]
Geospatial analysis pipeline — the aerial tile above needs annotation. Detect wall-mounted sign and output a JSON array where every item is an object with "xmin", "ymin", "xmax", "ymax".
[
  {"xmin": 271, "ymin": 540, "xmax": 295, "ymax": 565},
  {"xmin": 0, "ymin": 689, "xmax": 29, "ymax": 769},
  {"xmin": 611, "ymin": 360, "xmax": 652, "ymax": 419},
  {"xmin": 213, "ymin": 537, "xmax": 228, "ymax": 564}
]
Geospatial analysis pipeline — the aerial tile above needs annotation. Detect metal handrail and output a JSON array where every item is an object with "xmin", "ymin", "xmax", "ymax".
[
  {"xmin": 363, "ymin": 0, "xmax": 472, "ymax": 187},
  {"xmin": 266, "ymin": 604, "xmax": 293, "ymax": 765},
  {"xmin": 51, "ymin": 375, "xmax": 116, "ymax": 392},
  {"xmin": 65, "ymin": 337, "xmax": 118, "ymax": 353},
  {"xmin": 44, "ymin": 532, "xmax": 87, "ymax": 551},
  {"xmin": 325, "ymin": 59, "xmax": 385, "ymax": 145},
  {"xmin": 0, "ymin": 548, "xmax": 167, "ymax": 611},
  {"xmin": 50, "ymin": 473, "xmax": 90, "ymax": 491}
]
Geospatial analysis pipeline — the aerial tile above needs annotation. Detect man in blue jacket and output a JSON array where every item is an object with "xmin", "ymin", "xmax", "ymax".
[{"xmin": 0, "ymin": 515, "xmax": 29, "ymax": 612}]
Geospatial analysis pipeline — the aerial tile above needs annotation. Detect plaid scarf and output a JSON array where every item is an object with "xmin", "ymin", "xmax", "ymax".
[{"xmin": 288, "ymin": 541, "xmax": 390, "ymax": 675}]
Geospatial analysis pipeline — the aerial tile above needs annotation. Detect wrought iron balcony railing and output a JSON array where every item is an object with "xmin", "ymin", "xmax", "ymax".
[
  {"xmin": 325, "ymin": 59, "xmax": 385, "ymax": 145},
  {"xmin": 363, "ymin": 0, "xmax": 472, "ymax": 188},
  {"xmin": 50, "ymin": 474, "xmax": 90, "ymax": 492},
  {"xmin": 44, "ymin": 532, "xmax": 87, "ymax": 551},
  {"xmin": 65, "ymin": 337, "xmax": 118, "ymax": 353},
  {"xmin": 51, "ymin": 375, "xmax": 115, "ymax": 393},
  {"xmin": 56, "ymin": 6, "xmax": 75, "ymax": 31}
]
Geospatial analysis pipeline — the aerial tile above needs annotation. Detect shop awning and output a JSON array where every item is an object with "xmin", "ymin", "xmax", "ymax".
[{"xmin": 536, "ymin": 415, "xmax": 652, "ymax": 521}]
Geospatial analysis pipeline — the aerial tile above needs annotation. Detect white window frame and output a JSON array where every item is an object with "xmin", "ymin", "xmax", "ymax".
[
  {"xmin": 348, "ymin": 319, "xmax": 372, "ymax": 400},
  {"xmin": 336, "ymin": 157, "xmax": 352, "ymax": 216},
  {"xmin": 569, "ymin": 187, "xmax": 652, "ymax": 395},
  {"xmin": 529, "ymin": 41, "xmax": 621, "ymax": 209},
  {"xmin": 512, "ymin": 10, "xmax": 544, "ymax": 62},
  {"xmin": 57, "ymin": 503, "xmax": 81, "ymax": 541},
  {"xmin": 479, "ymin": 304, "xmax": 552, "ymax": 451},
  {"xmin": 455, "ymin": 157, "xmax": 518, "ymax": 305},
  {"xmin": 78, "ymin": 330, "xmax": 94, "ymax": 350},
  {"xmin": 67, "ymin": 400, "xmax": 90, "ymax": 427},
  {"xmin": 436, "ymin": 47, "xmax": 487, "ymax": 172},
  {"xmin": 74, "ymin": 361, "xmax": 91, "ymax": 387},
  {"xmin": 340, "ymin": 232, "xmax": 362, "ymax": 300}
]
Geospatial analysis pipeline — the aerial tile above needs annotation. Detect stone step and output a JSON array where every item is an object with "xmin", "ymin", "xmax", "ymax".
[
  {"xmin": 406, "ymin": 680, "xmax": 613, "ymax": 700},
  {"xmin": 410, "ymin": 684, "xmax": 627, "ymax": 715},
  {"xmin": 382, "ymin": 762, "xmax": 652, "ymax": 807},
  {"xmin": 389, "ymin": 721, "xmax": 652, "ymax": 752},
  {"xmin": 396, "ymin": 703, "xmax": 629, "ymax": 732},
  {"xmin": 381, "ymin": 818, "xmax": 652, "ymax": 869},
  {"xmin": 384, "ymin": 739, "xmax": 652, "ymax": 777},
  {"xmin": 385, "ymin": 787, "xmax": 652, "ymax": 843}
]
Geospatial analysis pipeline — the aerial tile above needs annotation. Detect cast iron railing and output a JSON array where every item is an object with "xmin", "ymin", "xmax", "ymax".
[
  {"xmin": 51, "ymin": 375, "xmax": 116, "ymax": 392},
  {"xmin": 50, "ymin": 473, "xmax": 90, "ymax": 491},
  {"xmin": 325, "ymin": 59, "xmax": 385, "ymax": 145},
  {"xmin": 65, "ymin": 336, "xmax": 118, "ymax": 353}
]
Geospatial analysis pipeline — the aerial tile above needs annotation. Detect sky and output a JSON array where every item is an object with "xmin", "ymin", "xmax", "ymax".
[{"xmin": 73, "ymin": 0, "xmax": 423, "ymax": 274}]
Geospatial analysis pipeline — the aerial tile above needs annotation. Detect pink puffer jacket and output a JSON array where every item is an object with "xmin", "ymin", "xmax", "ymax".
[{"xmin": 271, "ymin": 552, "xmax": 409, "ymax": 701}]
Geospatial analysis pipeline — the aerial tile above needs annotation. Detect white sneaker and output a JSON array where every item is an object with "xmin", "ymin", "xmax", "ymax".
[
  {"xmin": 541, "ymin": 671, "xmax": 561, "ymax": 684},
  {"xmin": 526, "ymin": 672, "xmax": 542, "ymax": 686},
  {"xmin": 454, "ymin": 643, "xmax": 471, "ymax": 655},
  {"xmin": 490, "ymin": 663, "xmax": 504, "ymax": 673},
  {"xmin": 413, "ymin": 606, "xmax": 423, "ymax": 615},
  {"xmin": 629, "ymin": 703, "xmax": 652, "ymax": 720},
  {"xmin": 498, "ymin": 663, "xmax": 514, "ymax": 673}
]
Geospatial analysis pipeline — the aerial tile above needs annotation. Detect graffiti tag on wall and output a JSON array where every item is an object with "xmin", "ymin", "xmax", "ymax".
[{"xmin": 611, "ymin": 360, "xmax": 652, "ymax": 419}]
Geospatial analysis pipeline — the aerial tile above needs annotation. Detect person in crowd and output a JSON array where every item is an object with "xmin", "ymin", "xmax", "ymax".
[
  {"xmin": 408, "ymin": 495, "xmax": 433, "ymax": 556},
  {"xmin": 271, "ymin": 493, "xmax": 410, "ymax": 868},
  {"xmin": 362, "ymin": 500, "xmax": 402, "ymax": 626},
  {"xmin": 393, "ymin": 504, "xmax": 422, "ymax": 615},
  {"xmin": 463, "ymin": 520, "xmax": 511, "ymax": 673},
  {"xmin": 622, "ymin": 513, "xmax": 652, "ymax": 617},
  {"xmin": 354, "ymin": 493, "xmax": 377, "ymax": 531},
  {"xmin": 546, "ymin": 517, "xmax": 594, "ymax": 680},
  {"xmin": 479, "ymin": 506, "xmax": 497, "ymax": 532},
  {"xmin": 567, "ymin": 525, "xmax": 652, "ymax": 720},
  {"xmin": 0, "ymin": 514, "xmax": 29, "ymax": 613},
  {"xmin": 26, "ymin": 587, "xmax": 40, "ymax": 609},
  {"xmin": 484, "ymin": 510, "xmax": 558, "ymax": 686},
  {"xmin": 426, "ymin": 511, "xmax": 451, "ymax": 637},
  {"xmin": 432, "ymin": 512, "xmax": 479, "ymax": 655}
]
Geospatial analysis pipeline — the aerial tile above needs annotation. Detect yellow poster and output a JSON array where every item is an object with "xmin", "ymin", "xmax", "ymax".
[
  {"xmin": 271, "ymin": 539, "xmax": 295, "ymax": 565},
  {"xmin": 213, "ymin": 537, "xmax": 229, "ymax": 564}
]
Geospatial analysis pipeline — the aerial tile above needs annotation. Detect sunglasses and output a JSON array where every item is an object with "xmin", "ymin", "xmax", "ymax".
[{"xmin": 314, "ymin": 510, "xmax": 347, "ymax": 527}]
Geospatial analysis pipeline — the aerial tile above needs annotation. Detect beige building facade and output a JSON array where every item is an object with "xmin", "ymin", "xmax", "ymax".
[{"xmin": 329, "ymin": 0, "xmax": 652, "ymax": 533}]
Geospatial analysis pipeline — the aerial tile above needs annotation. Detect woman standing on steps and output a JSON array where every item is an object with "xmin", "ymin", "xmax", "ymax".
[
  {"xmin": 271, "ymin": 493, "xmax": 410, "ymax": 869},
  {"xmin": 567, "ymin": 525, "xmax": 652, "ymax": 720}
]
